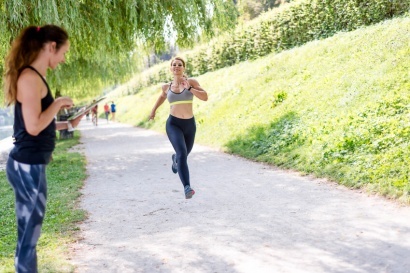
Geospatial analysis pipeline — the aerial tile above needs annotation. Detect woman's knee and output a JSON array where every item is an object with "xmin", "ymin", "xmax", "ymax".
[{"xmin": 176, "ymin": 152, "xmax": 188, "ymax": 163}]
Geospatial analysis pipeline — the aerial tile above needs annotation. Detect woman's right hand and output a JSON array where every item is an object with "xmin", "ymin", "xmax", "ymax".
[
  {"xmin": 149, "ymin": 111, "xmax": 155, "ymax": 120},
  {"xmin": 55, "ymin": 96, "xmax": 74, "ymax": 109}
]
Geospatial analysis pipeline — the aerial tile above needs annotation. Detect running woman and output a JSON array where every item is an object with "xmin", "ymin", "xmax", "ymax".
[
  {"xmin": 3, "ymin": 25, "xmax": 83, "ymax": 273},
  {"xmin": 149, "ymin": 57, "xmax": 208, "ymax": 199}
]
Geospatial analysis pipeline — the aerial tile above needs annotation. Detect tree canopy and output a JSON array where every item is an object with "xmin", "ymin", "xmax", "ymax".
[{"xmin": 0, "ymin": 0, "xmax": 237, "ymax": 101}]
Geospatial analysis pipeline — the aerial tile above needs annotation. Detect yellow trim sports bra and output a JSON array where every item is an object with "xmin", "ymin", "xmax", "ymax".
[{"xmin": 167, "ymin": 83, "xmax": 194, "ymax": 105}]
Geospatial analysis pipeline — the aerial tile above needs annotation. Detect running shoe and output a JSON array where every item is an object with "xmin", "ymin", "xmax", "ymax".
[
  {"xmin": 171, "ymin": 154, "xmax": 178, "ymax": 174},
  {"xmin": 184, "ymin": 185, "xmax": 195, "ymax": 199}
]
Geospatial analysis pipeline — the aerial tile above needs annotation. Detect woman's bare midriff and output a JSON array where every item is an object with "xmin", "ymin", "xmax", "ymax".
[{"xmin": 170, "ymin": 104, "xmax": 194, "ymax": 119}]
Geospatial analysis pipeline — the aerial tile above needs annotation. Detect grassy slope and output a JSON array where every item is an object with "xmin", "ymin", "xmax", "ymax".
[
  {"xmin": 0, "ymin": 134, "xmax": 86, "ymax": 272},
  {"xmin": 111, "ymin": 17, "xmax": 410, "ymax": 203}
]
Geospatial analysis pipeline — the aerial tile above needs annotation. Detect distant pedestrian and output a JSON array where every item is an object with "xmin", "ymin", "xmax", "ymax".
[
  {"xmin": 3, "ymin": 24, "xmax": 84, "ymax": 273},
  {"xmin": 91, "ymin": 101, "xmax": 98, "ymax": 126},
  {"xmin": 110, "ymin": 101, "xmax": 116, "ymax": 121},
  {"xmin": 104, "ymin": 103, "xmax": 110, "ymax": 122},
  {"xmin": 149, "ymin": 57, "xmax": 208, "ymax": 199}
]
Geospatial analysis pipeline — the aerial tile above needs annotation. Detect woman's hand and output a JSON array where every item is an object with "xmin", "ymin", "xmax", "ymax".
[
  {"xmin": 55, "ymin": 96, "xmax": 74, "ymax": 109},
  {"xmin": 149, "ymin": 111, "xmax": 156, "ymax": 120},
  {"xmin": 55, "ymin": 110, "xmax": 85, "ymax": 131},
  {"xmin": 181, "ymin": 78, "xmax": 191, "ymax": 90},
  {"xmin": 70, "ymin": 112, "xmax": 85, "ymax": 127}
]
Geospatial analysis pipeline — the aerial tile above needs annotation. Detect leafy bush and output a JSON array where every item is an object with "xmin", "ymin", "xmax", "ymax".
[
  {"xmin": 185, "ymin": 0, "xmax": 409, "ymax": 72},
  {"xmin": 115, "ymin": 0, "xmax": 410, "ymax": 98}
]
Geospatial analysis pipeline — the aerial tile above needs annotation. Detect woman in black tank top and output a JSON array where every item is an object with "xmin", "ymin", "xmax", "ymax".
[{"xmin": 3, "ymin": 25, "xmax": 84, "ymax": 273}]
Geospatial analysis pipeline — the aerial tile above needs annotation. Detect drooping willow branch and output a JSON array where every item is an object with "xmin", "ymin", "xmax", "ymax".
[{"xmin": 0, "ymin": 0, "xmax": 237, "ymax": 101}]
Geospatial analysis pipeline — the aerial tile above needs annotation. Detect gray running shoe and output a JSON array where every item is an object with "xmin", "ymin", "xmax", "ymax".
[
  {"xmin": 172, "ymin": 154, "xmax": 178, "ymax": 174},
  {"xmin": 184, "ymin": 185, "xmax": 195, "ymax": 199}
]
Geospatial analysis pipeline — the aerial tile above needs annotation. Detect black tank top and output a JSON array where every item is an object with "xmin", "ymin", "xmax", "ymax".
[{"xmin": 9, "ymin": 66, "xmax": 56, "ymax": 164}]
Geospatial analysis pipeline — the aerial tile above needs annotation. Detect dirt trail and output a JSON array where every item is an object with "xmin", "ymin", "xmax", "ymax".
[{"xmin": 71, "ymin": 121, "xmax": 410, "ymax": 273}]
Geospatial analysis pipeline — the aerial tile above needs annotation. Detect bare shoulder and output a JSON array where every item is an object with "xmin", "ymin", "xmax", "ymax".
[
  {"xmin": 17, "ymin": 69, "xmax": 43, "ymax": 96},
  {"xmin": 161, "ymin": 83, "xmax": 170, "ymax": 92},
  {"xmin": 160, "ymin": 83, "xmax": 170, "ymax": 96},
  {"xmin": 18, "ymin": 68, "xmax": 41, "ymax": 84},
  {"xmin": 188, "ymin": 78, "xmax": 200, "ymax": 86}
]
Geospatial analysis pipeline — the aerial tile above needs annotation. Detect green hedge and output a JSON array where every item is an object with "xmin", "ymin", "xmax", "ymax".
[
  {"xmin": 119, "ymin": 0, "xmax": 409, "ymax": 98},
  {"xmin": 187, "ymin": 0, "xmax": 409, "ymax": 74}
]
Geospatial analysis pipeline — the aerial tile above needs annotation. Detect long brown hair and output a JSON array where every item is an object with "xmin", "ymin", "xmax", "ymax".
[{"xmin": 3, "ymin": 25, "xmax": 68, "ymax": 106}]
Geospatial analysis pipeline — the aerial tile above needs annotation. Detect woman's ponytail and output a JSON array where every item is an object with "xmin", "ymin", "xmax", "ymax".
[{"xmin": 3, "ymin": 25, "xmax": 68, "ymax": 106}]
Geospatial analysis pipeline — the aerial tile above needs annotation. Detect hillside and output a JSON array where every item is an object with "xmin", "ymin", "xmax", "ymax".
[{"xmin": 107, "ymin": 17, "xmax": 410, "ymax": 203}]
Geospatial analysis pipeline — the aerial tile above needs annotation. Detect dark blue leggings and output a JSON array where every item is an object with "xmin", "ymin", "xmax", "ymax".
[
  {"xmin": 6, "ymin": 157, "xmax": 47, "ymax": 273},
  {"xmin": 166, "ymin": 115, "xmax": 196, "ymax": 187}
]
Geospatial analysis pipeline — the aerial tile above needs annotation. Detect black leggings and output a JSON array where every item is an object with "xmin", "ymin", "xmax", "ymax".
[{"xmin": 166, "ymin": 115, "xmax": 196, "ymax": 187}]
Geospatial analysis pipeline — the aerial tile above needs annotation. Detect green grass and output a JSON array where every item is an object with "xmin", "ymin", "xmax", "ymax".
[
  {"xmin": 110, "ymin": 16, "xmax": 410, "ymax": 204},
  {"xmin": 0, "ymin": 17, "xmax": 407, "ymax": 273},
  {"xmin": 0, "ymin": 133, "xmax": 87, "ymax": 272}
]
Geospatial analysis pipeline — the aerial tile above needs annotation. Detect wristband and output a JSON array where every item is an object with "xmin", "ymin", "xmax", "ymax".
[
  {"xmin": 67, "ymin": 121, "xmax": 74, "ymax": 132},
  {"xmin": 188, "ymin": 86, "xmax": 192, "ymax": 91}
]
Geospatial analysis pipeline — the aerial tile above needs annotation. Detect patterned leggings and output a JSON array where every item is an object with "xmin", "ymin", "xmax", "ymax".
[{"xmin": 6, "ymin": 157, "xmax": 47, "ymax": 273}]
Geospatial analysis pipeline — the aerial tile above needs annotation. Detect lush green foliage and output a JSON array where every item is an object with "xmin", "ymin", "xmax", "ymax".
[
  {"xmin": 111, "ymin": 17, "xmax": 410, "ymax": 203},
  {"xmin": 118, "ymin": 0, "xmax": 409, "ymax": 93},
  {"xmin": 0, "ymin": 134, "xmax": 86, "ymax": 272},
  {"xmin": 237, "ymin": 0, "xmax": 294, "ymax": 21},
  {"xmin": 0, "ymin": 0, "xmax": 238, "ymax": 101}
]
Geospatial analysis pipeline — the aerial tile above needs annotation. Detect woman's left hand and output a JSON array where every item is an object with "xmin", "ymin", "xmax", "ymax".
[{"xmin": 181, "ymin": 79, "xmax": 191, "ymax": 90}]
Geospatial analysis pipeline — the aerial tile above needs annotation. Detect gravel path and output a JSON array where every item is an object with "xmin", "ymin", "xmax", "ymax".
[{"xmin": 71, "ymin": 120, "xmax": 410, "ymax": 273}]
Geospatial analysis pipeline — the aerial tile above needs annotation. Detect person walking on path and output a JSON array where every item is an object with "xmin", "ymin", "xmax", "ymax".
[
  {"xmin": 110, "ymin": 101, "xmax": 116, "ymax": 121},
  {"xmin": 3, "ymin": 24, "xmax": 83, "ymax": 273},
  {"xmin": 91, "ymin": 101, "xmax": 98, "ymax": 126},
  {"xmin": 149, "ymin": 57, "xmax": 208, "ymax": 199},
  {"xmin": 104, "ymin": 102, "xmax": 110, "ymax": 123}
]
